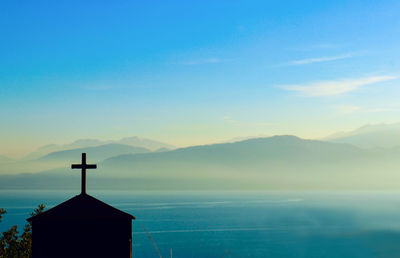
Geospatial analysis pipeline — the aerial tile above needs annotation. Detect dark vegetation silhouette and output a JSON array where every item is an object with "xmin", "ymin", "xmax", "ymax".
[{"xmin": 0, "ymin": 205, "xmax": 45, "ymax": 258}]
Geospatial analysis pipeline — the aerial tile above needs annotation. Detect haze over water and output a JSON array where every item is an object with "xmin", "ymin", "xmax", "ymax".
[{"xmin": 2, "ymin": 190, "xmax": 400, "ymax": 257}]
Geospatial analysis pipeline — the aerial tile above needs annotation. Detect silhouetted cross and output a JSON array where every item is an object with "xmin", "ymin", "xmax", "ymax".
[{"xmin": 71, "ymin": 153, "xmax": 97, "ymax": 194}]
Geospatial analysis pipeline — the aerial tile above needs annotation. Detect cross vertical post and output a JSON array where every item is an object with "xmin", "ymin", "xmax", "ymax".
[
  {"xmin": 71, "ymin": 153, "xmax": 97, "ymax": 194},
  {"xmin": 82, "ymin": 153, "xmax": 86, "ymax": 194}
]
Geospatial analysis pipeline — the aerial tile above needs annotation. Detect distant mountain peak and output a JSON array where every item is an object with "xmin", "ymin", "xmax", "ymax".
[
  {"xmin": 22, "ymin": 136, "xmax": 175, "ymax": 161},
  {"xmin": 118, "ymin": 136, "xmax": 175, "ymax": 151},
  {"xmin": 39, "ymin": 143, "xmax": 150, "ymax": 162},
  {"xmin": 239, "ymin": 135, "xmax": 303, "ymax": 143},
  {"xmin": 225, "ymin": 134, "xmax": 270, "ymax": 143},
  {"xmin": 325, "ymin": 122, "xmax": 400, "ymax": 148},
  {"xmin": 71, "ymin": 139, "xmax": 104, "ymax": 145},
  {"xmin": 120, "ymin": 136, "xmax": 140, "ymax": 140}
]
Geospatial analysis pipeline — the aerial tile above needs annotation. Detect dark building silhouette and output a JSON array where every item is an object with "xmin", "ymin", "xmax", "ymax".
[{"xmin": 27, "ymin": 153, "xmax": 135, "ymax": 258}]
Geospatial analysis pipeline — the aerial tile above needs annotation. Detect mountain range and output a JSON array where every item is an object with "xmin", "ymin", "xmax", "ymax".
[
  {"xmin": 39, "ymin": 143, "xmax": 150, "ymax": 162},
  {"xmin": 2, "ymin": 134, "xmax": 400, "ymax": 190},
  {"xmin": 21, "ymin": 136, "xmax": 175, "ymax": 161}
]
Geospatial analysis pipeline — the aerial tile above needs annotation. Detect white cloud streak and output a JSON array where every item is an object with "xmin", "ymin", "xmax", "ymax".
[
  {"xmin": 223, "ymin": 116, "xmax": 238, "ymax": 124},
  {"xmin": 336, "ymin": 105, "xmax": 393, "ymax": 114},
  {"xmin": 280, "ymin": 75, "xmax": 398, "ymax": 96},
  {"xmin": 336, "ymin": 105, "xmax": 362, "ymax": 114},
  {"xmin": 287, "ymin": 53, "xmax": 353, "ymax": 66}
]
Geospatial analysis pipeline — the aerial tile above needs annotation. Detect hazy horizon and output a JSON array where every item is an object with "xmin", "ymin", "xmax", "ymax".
[{"xmin": 3, "ymin": 121, "xmax": 400, "ymax": 159}]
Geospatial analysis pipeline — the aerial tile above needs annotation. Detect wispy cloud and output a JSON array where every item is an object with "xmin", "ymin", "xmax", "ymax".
[
  {"xmin": 336, "ymin": 105, "xmax": 362, "ymax": 114},
  {"xmin": 287, "ymin": 53, "xmax": 353, "ymax": 66},
  {"xmin": 280, "ymin": 75, "xmax": 398, "ymax": 96},
  {"xmin": 287, "ymin": 43, "xmax": 343, "ymax": 51},
  {"xmin": 181, "ymin": 58, "xmax": 231, "ymax": 65},
  {"xmin": 223, "ymin": 116, "xmax": 238, "ymax": 124},
  {"xmin": 336, "ymin": 105, "xmax": 393, "ymax": 114}
]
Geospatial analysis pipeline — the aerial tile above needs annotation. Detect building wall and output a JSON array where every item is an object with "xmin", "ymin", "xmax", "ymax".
[{"xmin": 32, "ymin": 218, "xmax": 132, "ymax": 258}]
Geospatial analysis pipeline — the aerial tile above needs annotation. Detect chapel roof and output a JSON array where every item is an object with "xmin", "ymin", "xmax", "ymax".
[{"xmin": 27, "ymin": 193, "xmax": 135, "ymax": 222}]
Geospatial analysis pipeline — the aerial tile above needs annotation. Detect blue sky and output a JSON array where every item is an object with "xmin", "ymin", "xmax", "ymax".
[{"xmin": 1, "ymin": 0, "xmax": 400, "ymax": 156}]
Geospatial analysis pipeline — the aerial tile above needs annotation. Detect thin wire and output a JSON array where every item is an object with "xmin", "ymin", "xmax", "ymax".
[{"xmin": 142, "ymin": 224, "xmax": 162, "ymax": 258}]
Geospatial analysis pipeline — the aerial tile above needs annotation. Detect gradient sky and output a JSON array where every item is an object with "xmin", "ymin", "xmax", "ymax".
[{"xmin": 1, "ymin": 0, "xmax": 400, "ymax": 157}]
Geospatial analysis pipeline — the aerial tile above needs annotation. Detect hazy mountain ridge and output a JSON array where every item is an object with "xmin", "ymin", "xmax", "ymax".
[
  {"xmin": 100, "ymin": 135, "xmax": 381, "ymax": 177},
  {"xmin": 3, "ymin": 135, "xmax": 400, "ymax": 190},
  {"xmin": 39, "ymin": 143, "xmax": 150, "ymax": 162},
  {"xmin": 22, "ymin": 136, "xmax": 175, "ymax": 161},
  {"xmin": 103, "ymin": 135, "xmax": 366, "ymax": 167},
  {"xmin": 325, "ymin": 123, "xmax": 400, "ymax": 149},
  {"xmin": 0, "ymin": 144, "xmax": 150, "ymax": 175},
  {"xmin": 118, "ymin": 136, "xmax": 175, "ymax": 151}
]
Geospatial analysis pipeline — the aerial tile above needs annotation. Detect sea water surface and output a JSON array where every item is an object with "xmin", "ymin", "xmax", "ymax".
[{"xmin": 1, "ymin": 190, "xmax": 400, "ymax": 257}]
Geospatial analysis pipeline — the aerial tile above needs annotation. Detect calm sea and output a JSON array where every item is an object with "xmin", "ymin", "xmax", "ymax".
[{"xmin": 2, "ymin": 190, "xmax": 400, "ymax": 257}]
